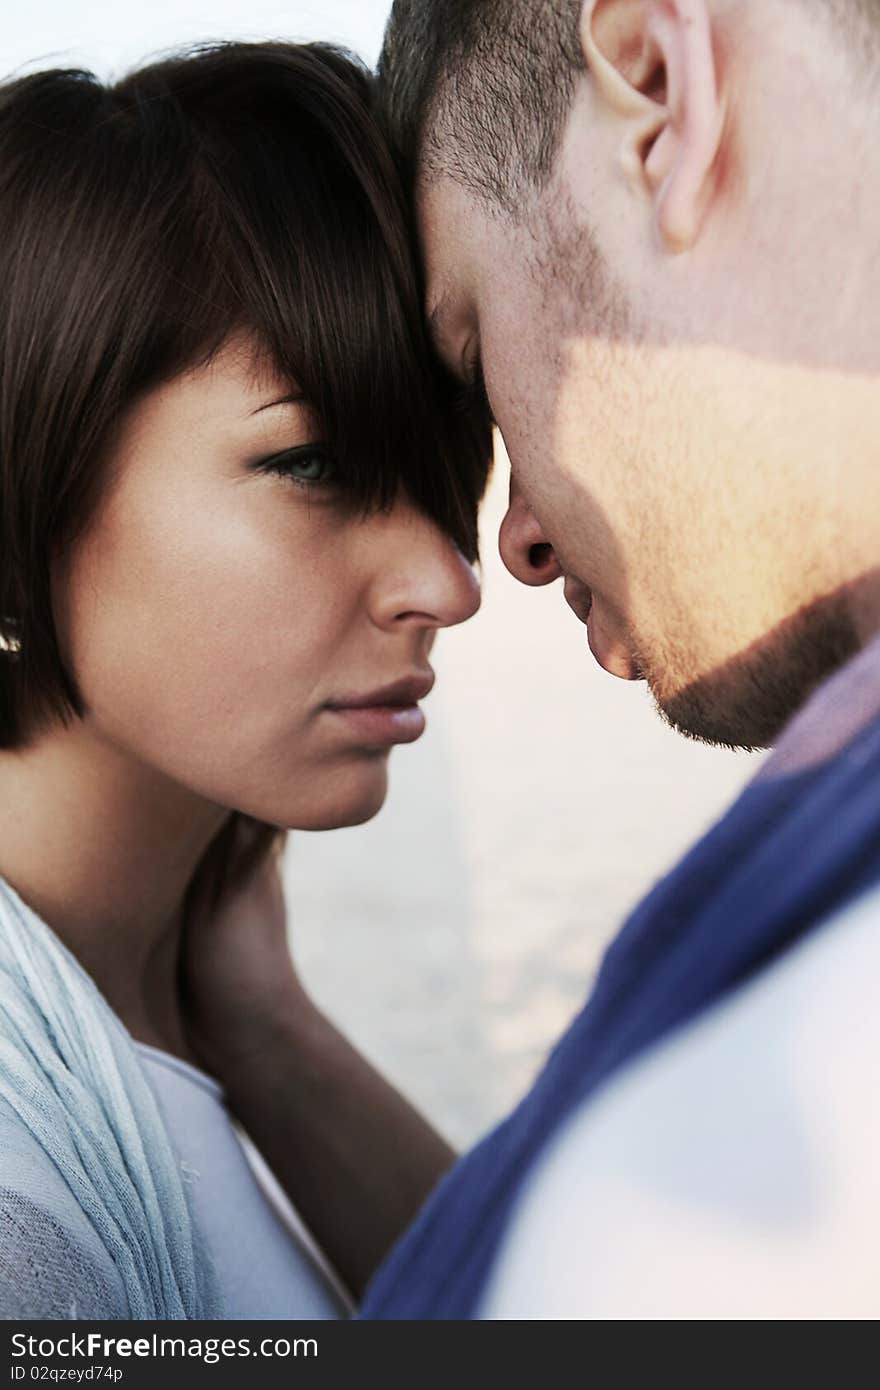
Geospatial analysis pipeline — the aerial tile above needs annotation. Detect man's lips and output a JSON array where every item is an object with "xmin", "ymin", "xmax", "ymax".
[
  {"xmin": 563, "ymin": 576, "xmax": 593, "ymax": 626},
  {"xmin": 563, "ymin": 578, "xmax": 641, "ymax": 681},
  {"xmin": 324, "ymin": 672, "xmax": 435, "ymax": 745}
]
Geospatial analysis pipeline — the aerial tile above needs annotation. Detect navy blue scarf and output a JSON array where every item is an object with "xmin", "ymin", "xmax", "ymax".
[{"xmin": 361, "ymin": 642, "xmax": 880, "ymax": 1318}]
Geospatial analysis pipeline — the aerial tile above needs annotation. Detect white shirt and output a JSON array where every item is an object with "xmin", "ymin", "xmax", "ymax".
[
  {"xmin": 136, "ymin": 1044, "xmax": 351, "ymax": 1320},
  {"xmin": 480, "ymin": 882, "xmax": 880, "ymax": 1319}
]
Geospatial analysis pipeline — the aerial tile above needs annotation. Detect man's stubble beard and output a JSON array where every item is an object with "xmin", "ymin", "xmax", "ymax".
[
  {"xmin": 638, "ymin": 588, "xmax": 862, "ymax": 752},
  {"xmin": 530, "ymin": 190, "xmax": 866, "ymax": 752}
]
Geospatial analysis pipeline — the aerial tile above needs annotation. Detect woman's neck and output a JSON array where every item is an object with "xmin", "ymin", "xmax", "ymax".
[{"xmin": 0, "ymin": 718, "xmax": 228, "ymax": 1061}]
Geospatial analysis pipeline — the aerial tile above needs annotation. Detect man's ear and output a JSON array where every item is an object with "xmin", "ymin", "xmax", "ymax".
[{"xmin": 580, "ymin": 0, "xmax": 725, "ymax": 252}]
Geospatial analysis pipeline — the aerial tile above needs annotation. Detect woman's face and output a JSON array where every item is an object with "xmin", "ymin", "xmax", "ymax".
[{"xmin": 55, "ymin": 336, "xmax": 481, "ymax": 830}]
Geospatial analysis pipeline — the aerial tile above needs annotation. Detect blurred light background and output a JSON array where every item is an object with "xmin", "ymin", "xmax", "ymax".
[{"xmin": 4, "ymin": 5, "xmax": 759, "ymax": 1147}]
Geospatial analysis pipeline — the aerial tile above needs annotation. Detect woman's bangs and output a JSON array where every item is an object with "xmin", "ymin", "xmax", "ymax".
[
  {"xmin": 228, "ymin": 137, "xmax": 424, "ymax": 511},
  {"xmin": 178, "ymin": 49, "xmax": 492, "ymax": 555},
  {"xmin": 113, "ymin": 43, "xmax": 492, "ymax": 557}
]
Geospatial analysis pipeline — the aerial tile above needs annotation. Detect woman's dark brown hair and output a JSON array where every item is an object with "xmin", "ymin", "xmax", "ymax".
[{"xmin": 0, "ymin": 41, "xmax": 492, "ymax": 906}]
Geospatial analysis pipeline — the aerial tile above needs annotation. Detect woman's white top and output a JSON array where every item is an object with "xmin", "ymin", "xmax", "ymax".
[
  {"xmin": 0, "ymin": 867, "xmax": 350, "ymax": 1321},
  {"xmin": 134, "ymin": 1042, "xmax": 351, "ymax": 1321}
]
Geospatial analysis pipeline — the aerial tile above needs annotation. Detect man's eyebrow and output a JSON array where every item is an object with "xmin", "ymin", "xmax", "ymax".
[
  {"xmin": 427, "ymin": 291, "xmax": 447, "ymax": 333},
  {"xmin": 462, "ymin": 351, "xmax": 495, "ymax": 428},
  {"xmin": 427, "ymin": 290, "xmax": 493, "ymax": 423},
  {"xmin": 427, "ymin": 293, "xmax": 460, "ymax": 375}
]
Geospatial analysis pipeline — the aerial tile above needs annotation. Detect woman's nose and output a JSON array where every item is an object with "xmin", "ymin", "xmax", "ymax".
[
  {"xmin": 370, "ymin": 507, "xmax": 482, "ymax": 633},
  {"xmin": 498, "ymin": 480, "xmax": 563, "ymax": 587}
]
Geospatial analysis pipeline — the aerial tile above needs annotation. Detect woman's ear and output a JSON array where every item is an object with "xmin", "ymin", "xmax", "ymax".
[{"xmin": 580, "ymin": 0, "xmax": 725, "ymax": 252}]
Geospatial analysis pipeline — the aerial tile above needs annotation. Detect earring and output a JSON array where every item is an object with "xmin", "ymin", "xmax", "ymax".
[{"xmin": 0, "ymin": 619, "xmax": 21, "ymax": 655}]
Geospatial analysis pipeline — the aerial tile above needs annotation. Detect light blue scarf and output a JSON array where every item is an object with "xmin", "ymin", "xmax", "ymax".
[{"xmin": 0, "ymin": 877, "xmax": 224, "ymax": 1318}]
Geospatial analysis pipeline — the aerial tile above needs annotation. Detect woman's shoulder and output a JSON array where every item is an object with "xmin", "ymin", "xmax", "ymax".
[{"xmin": 0, "ymin": 1099, "xmax": 129, "ymax": 1319}]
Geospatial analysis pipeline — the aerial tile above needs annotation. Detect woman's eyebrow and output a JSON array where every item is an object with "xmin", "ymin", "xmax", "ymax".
[{"xmin": 249, "ymin": 392, "xmax": 306, "ymax": 416}]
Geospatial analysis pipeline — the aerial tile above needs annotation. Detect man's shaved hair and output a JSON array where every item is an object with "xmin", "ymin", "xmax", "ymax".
[
  {"xmin": 377, "ymin": 0, "xmax": 583, "ymax": 212},
  {"xmin": 377, "ymin": 0, "xmax": 880, "ymax": 212}
]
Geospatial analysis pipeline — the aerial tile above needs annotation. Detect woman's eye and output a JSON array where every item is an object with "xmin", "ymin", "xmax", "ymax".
[{"xmin": 259, "ymin": 445, "xmax": 339, "ymax": 486}]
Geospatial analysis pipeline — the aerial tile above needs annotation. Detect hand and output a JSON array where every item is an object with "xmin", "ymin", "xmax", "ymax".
[
  {"xmin": 179, "ymin": 827, "xmax": 455, "ymax": 1297},
  {"xmin": 180, "ymin": 837, "xmax": 312, "ymax": 1082}
]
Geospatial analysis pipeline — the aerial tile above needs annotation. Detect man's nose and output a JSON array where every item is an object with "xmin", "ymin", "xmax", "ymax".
[
  {"xmin": 498, "ymin": 484, "xmax": 562, "ymax": 588},
  {"xmin": 370, "ymin": 507, "xmax": 481, "ymax": 634}
]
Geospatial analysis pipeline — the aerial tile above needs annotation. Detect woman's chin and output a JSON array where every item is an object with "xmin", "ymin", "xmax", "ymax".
[{"xmin": 279, "ymin": 763, "xmax": 390, "ymax": 832}]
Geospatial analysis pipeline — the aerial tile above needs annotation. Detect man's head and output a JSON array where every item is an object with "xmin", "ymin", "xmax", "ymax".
[{"xmin": 378, "ymin": 0, "xmax": 880, "ymax": 749}]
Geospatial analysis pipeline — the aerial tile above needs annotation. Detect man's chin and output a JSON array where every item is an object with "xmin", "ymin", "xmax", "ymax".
[
  {"xmin": 655, "ymin": 683, "xmax": 777, "ymax": 753},
  {"xmin": 646, "ymin": 593, "xmax": 862, "ymax": 753}
]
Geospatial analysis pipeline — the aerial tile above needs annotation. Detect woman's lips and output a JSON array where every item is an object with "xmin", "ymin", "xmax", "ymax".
[
  {"xmin": 326, "ymin": 703, "xmax": 426, "ymax": 745},
  {"xmin": 325, "ymin": 672, "xmax": 434, "ymax": 746}
]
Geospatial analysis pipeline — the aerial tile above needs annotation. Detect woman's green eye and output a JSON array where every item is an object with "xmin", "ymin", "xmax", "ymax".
[{"xmin": 260, "ymin": 445, "xmax": 338, "ymax": 486}]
